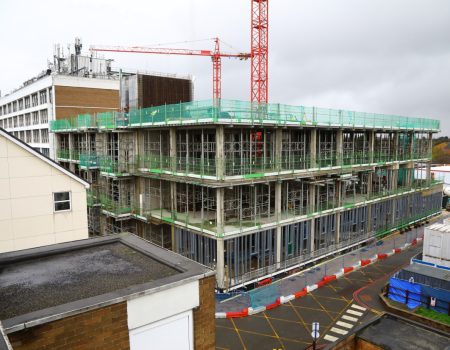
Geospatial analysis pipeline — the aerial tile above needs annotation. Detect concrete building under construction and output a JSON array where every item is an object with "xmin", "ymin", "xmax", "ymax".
[{"xmin": 50, "ymin": 80, "xmax": 442, "ymax": 290}]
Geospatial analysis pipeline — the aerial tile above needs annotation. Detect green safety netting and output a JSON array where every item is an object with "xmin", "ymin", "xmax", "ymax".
[{"xmin": 49, "ymin": 99, "xmax": 440, "ymax": 132}]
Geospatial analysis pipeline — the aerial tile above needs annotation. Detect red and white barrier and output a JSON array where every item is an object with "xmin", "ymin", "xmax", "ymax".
[{"xmin": 215, "ymin": 234, "xmax": 423, "ymax": 318}]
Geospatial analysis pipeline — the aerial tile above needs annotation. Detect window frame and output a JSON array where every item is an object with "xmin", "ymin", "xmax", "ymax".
[{"xmin": 53, "ymin": 191, "xmax": 72, "ymax": 213}]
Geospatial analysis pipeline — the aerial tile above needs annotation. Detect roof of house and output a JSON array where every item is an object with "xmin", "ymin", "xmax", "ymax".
[
  {"xmin": 0, "ymin": 234, "xmax": 214, "ymax": 334},
  {"xmin": 326, "ymin": 313, "xmax": 450, "ymax": 350},
  {"xmin": 0, "ymin": 128, "xmax": 89, "ymax": 188},
  {"xmin": 356, "ymin": 313, "xmax": 450, "ymax": 350}
]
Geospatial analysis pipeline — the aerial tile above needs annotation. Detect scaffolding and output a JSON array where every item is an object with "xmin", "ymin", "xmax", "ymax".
[
  {"xmin": 97, "ymin": 132, "xmax": 135, "ymax": 175},
  {"xmin": 49, "ymin": 98, "xmax": 442, "ymax": 291},
  {"xmin": 50, "ymin": 99, "xmax": 441, "ymax": 132}
]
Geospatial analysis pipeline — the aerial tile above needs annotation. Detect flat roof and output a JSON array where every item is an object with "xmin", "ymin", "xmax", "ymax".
[
  {"xmin": 403, "ymin": 262, "xmax": 450, "ymax": 282},
  {"xmin": 356, "ymin": 313, "xmax": 450, "ymax": 350},
  {"xmin": 0, "ymin": 234, "xmax": 214, "ymax": 333}
]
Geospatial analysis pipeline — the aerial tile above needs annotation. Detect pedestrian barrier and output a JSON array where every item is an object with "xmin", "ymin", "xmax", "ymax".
[{"xmin": 216, "ymin": 221, "xmax": 432, "ymax": 318}]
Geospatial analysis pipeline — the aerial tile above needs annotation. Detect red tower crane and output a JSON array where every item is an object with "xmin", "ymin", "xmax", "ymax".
[
  {"xmin": 251, "ymin": 0, "xmax": 269, "ymax": 104},
  {"xmin": 90, "ymin": 0, "xmax": 269, "ymax": 105},
  {"xmin": 90, "ymin": 38, "xmax": 250, "ymax": 105}
]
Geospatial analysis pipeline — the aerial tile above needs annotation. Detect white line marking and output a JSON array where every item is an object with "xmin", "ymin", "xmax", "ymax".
[
  {"xmin": 324, "ymin": 334, "xmax": 339, "ymax": 342},
  {"xmin": 351, "ymin": 304, "xmax": 366, "ymax": 311},
  {"xmin": 330, "ymin": 327, "xmax": 348, "ymax": 335},
  {"xmin": 342, "ymin": 315, "xmax": 358, "ymax": 322},
  {"xmin": 336, "ymin": 321, "xmax": 353, "ymax": 329},
  {"xmin": 347, "ymin": 309, "xmax": 363, "ymax": 316}
]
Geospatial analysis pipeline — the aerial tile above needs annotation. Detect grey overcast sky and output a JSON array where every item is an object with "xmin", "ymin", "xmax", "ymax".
[{"xmin": 1, "ymin": 0, "xmax": 449, "ymax": 134}]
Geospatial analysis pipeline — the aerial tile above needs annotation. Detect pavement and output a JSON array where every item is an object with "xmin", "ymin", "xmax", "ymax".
[{"xmin": 216, "ymin": 214, "xmax": 447, "ymax": 350}]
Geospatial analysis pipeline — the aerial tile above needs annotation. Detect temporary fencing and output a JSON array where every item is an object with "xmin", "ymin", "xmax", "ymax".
[{"xmin": 216, "ymin": 225, "xmax": 425, "ymax": 318}]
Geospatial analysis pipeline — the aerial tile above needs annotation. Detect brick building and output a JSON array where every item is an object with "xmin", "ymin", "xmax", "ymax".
[{"xmin": 0, "ymin": 234, "xmax": 215, "ymax": 350}]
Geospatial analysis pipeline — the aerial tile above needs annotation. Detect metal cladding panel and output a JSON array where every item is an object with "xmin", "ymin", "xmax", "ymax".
[{"xmin": 139, "ymin": 74, "xmax": 192, "ymax": 108}]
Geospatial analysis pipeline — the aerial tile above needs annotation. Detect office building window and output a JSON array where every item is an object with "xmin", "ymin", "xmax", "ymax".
[
  {"xmin": 53, "ymin": 192, "xmax": 71, "ymax": 212},
  {"xmin": 39, "ymin": 90, "xmax": 47, "ymax": 104},
  {"xmin": 41, "ymin": 129, "xmax": 49, "ymax": 143},
  {"xmin": 24, "ymin": 96, "xmax": 30, "ymax": 109},
  {"xmin": 32, "ymin": 111, "xmax": 39, "ymax": 125},
  {"xmin": 13, "ymin": 116, "xmax": 18, "ymax": 128},
  {"xmin": 33, "ymin": 129, "xmax": 40, "ymax": 143},
  {"xmin": 32, "ymin": 93, "xmax": 38, "ymax": 107},
  {"xmin": 26, "ymin": 130, "xmax": 32, "ymax": 143},
  {"xmin": 25, "ymin": 113, "xmax": 31, "ymax": 126},
  {"xmin": 40, "ymin": 109, "xmax": 48, "ymax": 124}
]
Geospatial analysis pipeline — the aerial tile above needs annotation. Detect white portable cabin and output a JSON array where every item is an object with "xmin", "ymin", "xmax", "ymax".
[{"xmin": 423, "ymin": 223, "xmax": 450, "ymax": 268}]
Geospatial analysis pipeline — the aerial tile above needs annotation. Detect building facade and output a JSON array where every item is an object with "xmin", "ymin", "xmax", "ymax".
[
  {"xmin": 50, "ymin": 100, "xmax": 443, "ymax": 290},
  {"xmin": 1, "ymin": 234, "xmax": 215, "ymax": 350},
  {"xmin": 0, "ymin": 74, "xmax": 119, "ymax": 159},
  {"xmin": 0, "ymin": 128, "xmax": 89, "ymax": 253}
]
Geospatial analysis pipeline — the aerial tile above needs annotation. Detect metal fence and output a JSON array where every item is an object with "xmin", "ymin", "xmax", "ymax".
[
  {"xmin": 216, "ymin": 226, "xmax": 424, "ymax": 313},
  {"xmin": 387, "ymin": 283, "xmax": 450, "ymax": 315}
]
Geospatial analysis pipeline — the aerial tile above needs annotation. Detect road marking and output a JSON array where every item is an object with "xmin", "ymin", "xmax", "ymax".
[
  {"xmin": 342, "ymin": 315, "xmax": 358, "ymax": 322},
  {"xmin": 330, "ymin": 327, "xmax": 348, "ymax": 335},
  {"xmin": 336, "ymin": 321, "xmax": 353, "ymax": 329},
  {"xmin": 351, "ymin": 304, "xmax": 366, "ymax": 311},
  {"xmin": 346, "ymin": 309, "xmax": 363, "ymax": 316},
  {"xmin": 324, "ymin": 334, "xmax": 339, "ymax": 342}
]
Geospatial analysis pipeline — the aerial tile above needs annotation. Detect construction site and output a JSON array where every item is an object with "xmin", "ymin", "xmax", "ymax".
[{"xmin": 46, "ymin": 0, "xmax": 442, "ymax": 291}]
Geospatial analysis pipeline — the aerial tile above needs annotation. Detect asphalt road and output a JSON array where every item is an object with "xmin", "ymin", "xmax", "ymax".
[{"xmin": 216, "ymin": 225, "xmax": 432, "ymax": 350}]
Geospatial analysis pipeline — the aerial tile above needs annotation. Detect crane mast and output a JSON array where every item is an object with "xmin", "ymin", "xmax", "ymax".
[
  {"xmin": 251, "ymin": 0, "xmax": 269, "ymax": 104},
  {"xmin": 91, "ymin": 0, "xmax": 269, "ymax": 105}
]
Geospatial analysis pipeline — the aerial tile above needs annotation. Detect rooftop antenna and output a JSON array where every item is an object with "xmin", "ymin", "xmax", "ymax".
[{"xmin": 75, "ymin": 37, "xmax": 82, "ymax": 56}]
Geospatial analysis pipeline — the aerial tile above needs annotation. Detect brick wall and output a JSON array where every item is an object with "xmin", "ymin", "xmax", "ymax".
[
  {"xmin": 54, "ymin": 86, "xmax": 119, "ymax": 120},
  {"xmin": 193, "ymin": 275, "xmax": 216, "ymax": 350},
  {"xmin": 8, "ymin": 302, "xmax": 130, "ymax": 350}
]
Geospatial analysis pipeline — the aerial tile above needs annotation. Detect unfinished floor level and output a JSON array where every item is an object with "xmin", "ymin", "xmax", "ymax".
[{"xmin": 50, "ymin": 98, "xmax": 442, "ymax": 290}]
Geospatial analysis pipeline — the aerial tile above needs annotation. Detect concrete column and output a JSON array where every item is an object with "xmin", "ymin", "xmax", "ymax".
[
  {"xmin": 391, "ymin": 163, "xmax": 399, "ymax": 192},
  {"xmin": 426, "ymin": 133, "xmax": 433, "ymax": 183},
  {"xmin": 367, "ymin": 171, "xmax": 373, "ymax": 198},
  {"xmin": 310, "ymin": 129, "xmax": 317, "ymax": 169},
  {"xmin": 335, "ymin": 213, "xmax": 341, "ymax": 244},
  {"xmin": 169, "ymin": 128, "xmax": 177, "ymax": 172},
  {"xmin": 409, "ymin": 131, "xmax": 415, "ymax": 159},
  {"xmin": 171, "ymin": 225, "xmax": 176, "ymax": 252},
  {"xmin": 336, "ymin": 129, "xmax": 343, "ymax": 166},
  {"xmin": 275, "ymin": 181, "xmax": 282, "ymax": 268},
  {"xmin": 68, "ymin": 133, "xmax": 73, "ymax": 160},
  {"xmin": 393, "ymin": 132, "xmax": 399, "ymax": 161},
  {"xmin": 216, "ymin": 187, "xmax": 224, "ymax": 235},
  {"xmin": 275, "ymin": 128, "xmax": 283, "ymax": 171},
  {"xmin": 309, "ymin": 184, "xmax": 316, "ymax": 214},
  {"xmin": 428, "ymin": 132, "xmax": 433, "ymax": 159},
  {"xmin": 216, "ymin": 237, "xmax": 225, "ymax": 289},
  {"xmin": 336, "ymin": 180, "xmax": 342, "ymax": 207},
  {"xmin": 310, "ymin": 218, "xmax": 315, "ymax": 253},
  {"xmin": 368, "ymin": 130, "xmax": 375, "ymax": 164},
  {"xmin": 216, "ymin": 125, "xmax": 225, "ymax": 179},
  {"xmin": 169, "ymin": 180, "xmax": 177, "ymax": 252},
  {"xmin": 367, "ymin": 204, "xmax": 373, "ymax": 234}
]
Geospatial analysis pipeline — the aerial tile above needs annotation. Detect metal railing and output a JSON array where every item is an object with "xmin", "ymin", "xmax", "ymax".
[{"xmin": 49, "ymin": 99, "xmax": 440, "ymax": 132}]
